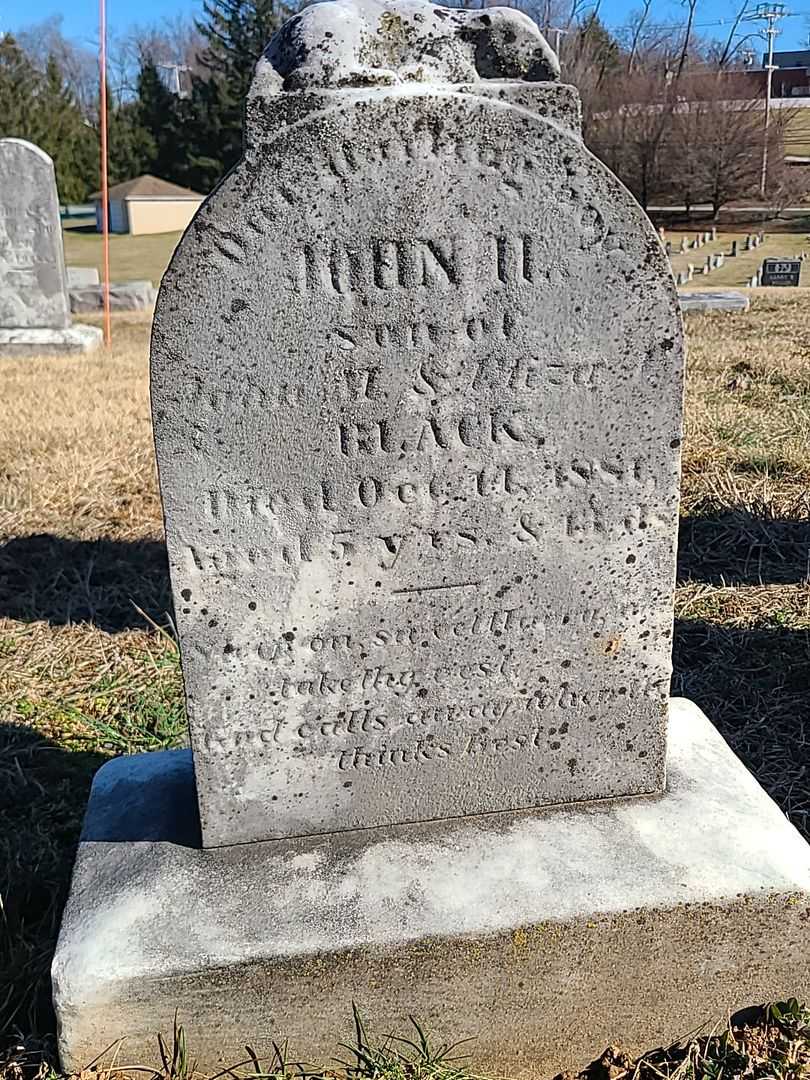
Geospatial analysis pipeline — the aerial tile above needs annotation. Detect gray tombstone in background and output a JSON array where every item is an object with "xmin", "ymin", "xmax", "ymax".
[
  {"xmin": 66, "ymin": 266, "xmax": 101, "ymax": 287},
  {"xmin": 0, "ymin": 139, "xmax": 101, "ymax": 355},
  {"xmin": 53, "ymin": 3, "xmax": 810, "ymax": 1073},
  {"xmin": 151, "ymin": 0, "xmax": 683, "ymax": 849}
]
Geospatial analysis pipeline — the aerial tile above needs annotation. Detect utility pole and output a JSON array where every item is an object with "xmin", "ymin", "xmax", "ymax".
[
  {"xmin": 544, "ymin": 26, "xmax": 568, "ymax": 56},
  {"xmin": 743, "ymin": 3, "xmax": 787, "ymax": 198},
  {"xmin": 156, "ymin": 63, "xmax": 192, "ymax": 98}
]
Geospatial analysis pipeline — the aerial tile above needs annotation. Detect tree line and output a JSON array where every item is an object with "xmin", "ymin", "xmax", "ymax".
[
  {"xmin": 0, "ymin": 0, "xmax": 292, "ymax": 200},
  {"xmin": 0, "ymin": 0, "xmax": 806, "ymax": 213}
]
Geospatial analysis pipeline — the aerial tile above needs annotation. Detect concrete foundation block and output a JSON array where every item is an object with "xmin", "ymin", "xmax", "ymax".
[
  {"xmin": 0, "ymin": 323, "xmax": 103, "ymax": 356},
  {"xmin": 678, "ymin": 291, "xmax": 750, "ymax": 313},
  {"xmin": 69, "ymin": 281, "xmax": 157, "ymax": 313},
  {"xmin": 53, "ymin": 699, "xmax": 810, "ymax": 1077}
]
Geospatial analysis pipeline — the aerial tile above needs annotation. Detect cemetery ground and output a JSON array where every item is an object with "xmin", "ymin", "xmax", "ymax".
[
  {"xmin": 61, "ymin": 224, "xmax": 182, "ymax": 285},
  {"xmin": 1, "ymin": 296, "xmax": 809, "ymax": 1078},
  {"xmin": 667, "ymin": 228, "xmax": 810, "ymax": 288}
]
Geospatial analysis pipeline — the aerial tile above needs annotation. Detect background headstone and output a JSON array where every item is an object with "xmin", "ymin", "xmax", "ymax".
[
  {"xmin": 0, "ymin": 138, "xmax": 101, "ymax": 354},
  {"xmin": 66, "ymin": 266, "xmax": 100, "ymax": 287},
  {"xmin": 151, "ymin": 0, "xmax": 684, "ymax": 848},
  {"xmin": 0, "ymin": 138, "xmax": 70, "ymax": 329}
]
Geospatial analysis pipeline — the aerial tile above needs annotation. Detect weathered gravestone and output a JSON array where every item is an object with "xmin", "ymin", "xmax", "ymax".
[
  {"xmin": 151, "ymin": 1, "xmax": 682, "ymax": 849},
  {"xmin": 0, "ymin": 139, "xmax": 101, "ymax": 355},
  {"xmin": 53, "ymin": 1, "xmax": 810, "ymax": 1073}
]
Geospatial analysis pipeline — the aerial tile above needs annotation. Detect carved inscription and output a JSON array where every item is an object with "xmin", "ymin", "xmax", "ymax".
[
  {"xmin": 294, "ymin": 233, "xmax": 548, "ymax": 295},
  {"xmin": 153, "ymin": 91, "xmax": 682, "ymax": 844}
]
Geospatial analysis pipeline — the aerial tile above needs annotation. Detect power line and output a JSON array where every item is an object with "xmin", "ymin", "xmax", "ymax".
[{"xmin": 603, "ymin": 11, "xmax": 808, "ymax": 32}]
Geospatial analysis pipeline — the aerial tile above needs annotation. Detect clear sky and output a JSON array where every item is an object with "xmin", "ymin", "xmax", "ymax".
[{"xmin": 3, "ymin": 0, "xmax": 809, "ymax": 54}]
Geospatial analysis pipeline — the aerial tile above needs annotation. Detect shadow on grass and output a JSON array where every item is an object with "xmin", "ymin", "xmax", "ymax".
[
  {"xmin": 0, "ymin": 509, "xmax": 808, "ymax": 632},
  {"xmin": 0, "ymin": 723, "xmax": 106, "ymax": 1048},
  {"xmin": 2, "ymin": 620, "xmax": 810, "ymax": 1052},
  {"xmin": 678, "ymin": 508, "xmax": 810, "ymax": 586},
  {"xmin": 0, "ymin": 534, "xmax": 172, "ymax": 632},
  {"xmin": 673, "ymin": 617, "xmax": 810, "ymax": 841}
]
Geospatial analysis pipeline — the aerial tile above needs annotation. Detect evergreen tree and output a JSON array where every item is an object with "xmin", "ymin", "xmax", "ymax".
[
  {"xmin": 0, "ymin": 38, "xmax": 95, "ymax": 201},
  {"xmin": 107, "ymin": 99, "xmax": 156, "ymax": 187},
  {"xmin": 136, "ymin": 59, "xmax": 186, "ymax": 182},
  {"xmin": 34, "ymin": 56, "xmax": 96, "ymax": 201},
  {"xmin": 193, "ymin": 0, "xmax": 291, "ymax": 178},
  {"xmin": 0, "ymin": 35, "xmax": 40, "ymax": 138},
  {"xmin": 577, "ymin": 14, "xmax": 621, "ymax": 81}
]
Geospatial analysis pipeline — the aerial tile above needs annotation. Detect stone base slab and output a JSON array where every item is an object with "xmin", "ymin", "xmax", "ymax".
[
  {"xmin": 0, "ymin": 324, "xmax": 103, "ymax": 356},
  {"xmin": 678, "ymin": 290, "xmax": 751, "ymax": 313},
  {"xmin": 69, "ymin": 280, "xmax": 157, "ymax": 313},
  {"xmin": 53, "ymin": 699, "xmax": 810, "ymax": 1076}
]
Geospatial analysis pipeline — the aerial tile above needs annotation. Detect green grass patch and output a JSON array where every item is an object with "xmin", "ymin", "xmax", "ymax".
[{"xmin": 62, "ymin": 227, "xmax": 182, "ymax": 286}]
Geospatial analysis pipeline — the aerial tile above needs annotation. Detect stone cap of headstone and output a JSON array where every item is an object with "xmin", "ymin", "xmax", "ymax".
[
  {"xmin": 246, "ymin": 0, "xmax": 579, "ymax": 140},
  {"xmin": 257, "ymin": 0, "xmax": 560, "ymax": 93}
]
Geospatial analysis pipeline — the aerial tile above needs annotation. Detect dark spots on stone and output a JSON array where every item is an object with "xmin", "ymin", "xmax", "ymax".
[
  {"xmin": 417, "ymin": 688, "xmax": 428, "ymax": 698},
  {"xmin": 208, "ymin": 619, "xmax": 218, "ymax": 628},
  {"xmin": 231, "ymin": 298, "xmax": 247, "ymax": 314},
  {"xmin": 181, "ymin": 588, "xmax": 191, "ymax": 601},
  {"xmin": 224, "ymin": 644, "xmax": 234, "ymax": 654},
  {"xmin": 248, "ymin": 601, "xmax": 257, "ymax": 611},
  {"xmin": 670, "ymin": 437, "xmax": 681, "ymax": 448},
  {"xmin": 550, "ymin": 740, "xmax": 561, "ymax": 750},
  {"xmin": 567, "ymin": 758, "xmax": 577, "ymax": 775},
  {"xmin": 284, "ymin": 631, "xmax": 295, "ymax": 641},
  {"xmin": 182, "ymin": 607, "xmax": 190, "ymax": 614},
  {"xmin": 626, "ymin": 554, "xmax": 636, "ymax": 564}
]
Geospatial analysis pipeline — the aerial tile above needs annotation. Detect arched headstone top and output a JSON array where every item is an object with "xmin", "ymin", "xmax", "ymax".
[{"xmin": 257, "ymin": 0, "xmax": 560, "ymax": 93}]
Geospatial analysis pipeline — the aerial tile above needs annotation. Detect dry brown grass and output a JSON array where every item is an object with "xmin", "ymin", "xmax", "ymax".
[
  {"xmin": 0, "ymin": 295, "xmax": 809, "ymax": 1069},
  {"xmin": 673, "ymin": 290, "xmax": 810, "ymax": 839},
  {"xmin": 0, "ymin": 314, "xmax": 161, "ymax": 541}
]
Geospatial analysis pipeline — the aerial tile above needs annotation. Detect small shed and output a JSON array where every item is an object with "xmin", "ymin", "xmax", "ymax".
[{"xmin": 92, "ymin": 175, "xmax": 204, "ymax": 236}]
